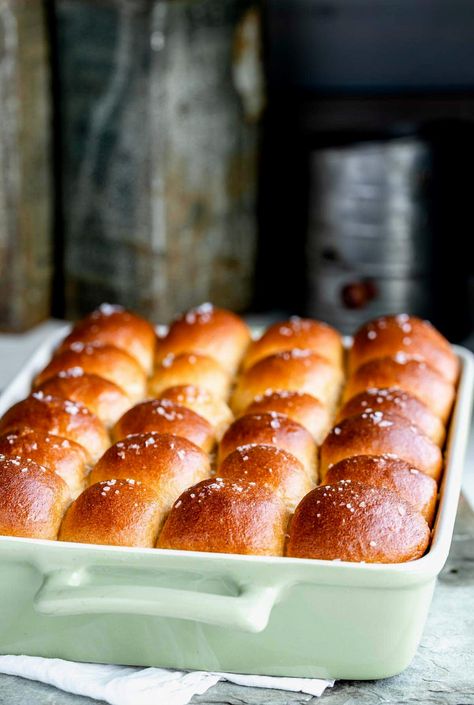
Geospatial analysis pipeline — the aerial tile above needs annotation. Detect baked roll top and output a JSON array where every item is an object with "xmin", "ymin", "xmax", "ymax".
[
  {"xmin": 0, "ymin": 392, "xmax": 109, "ymax": 464},
  {"xmin": 320, "ymin": 411, "xmax": 442, "ymax": 482},
  {"xmin": 59, "ymin": 303, "xmax": 156, "ymax": 374},
  {"xmin": 156, "ymin": 303, "xmax": 250, "ymax": 374},
  {"xmin": 286, "ymin": 480, "xmax": 430, "ymax": 563},
  {"xmin": 157, "ymin": 477, "xmax": 289, "ymax": 556},
  {"xmin": 113, "ymin": 399, "xmax": 215, "ymax": 452},
  {"xmin": 350, "ymin": 314, "xmax": 459, "ymax": 384},
  {"xmin": 244, "ymin": 317, "xmax": 343, "ymax": 371},
  {"xmin": 0, "ymin": 455, "xmax": 69, "ymax": 540},
  {"xmin": 218, "ymin": 412, "xmax": 318, "ymax": 480}
]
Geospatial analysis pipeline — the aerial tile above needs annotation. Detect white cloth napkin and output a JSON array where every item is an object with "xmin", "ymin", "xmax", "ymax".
[{"xmin": 0, "ymin": 656, "xmax": 334, "ymax": 704}]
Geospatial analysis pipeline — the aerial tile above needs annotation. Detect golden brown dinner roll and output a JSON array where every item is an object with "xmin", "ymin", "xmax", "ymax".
[
  {"xmin": 157, "ymin": 385, "xmax": 233, "ymax": 439},
  {"xmin": 112, "ymin": 399, "xmax": 215, "ymax": 452},
  {"xmin": 350, "ymin": 314, "xmax": 459, "ymax": 384},
  {"xmin": 337, "ymin": 387, "xmax": 445, "ymax": 447},
  {"xmin": 320, "ymin": 411, "xmax": 443, "ymax": 482},
  {"xmin": 218, "ymin": 412, "xmax": 318, "ymax": 479},
  {"xmin": 157, "ymin": 477, "xmax": 289, "ymax": 556},
  {"xmin": 60, "ymin": 303, "xmax": 156, "ymax": 374},
  {"xmin": 156, "ymin": 303, "xmax": 251, "ymax": 374},
  {"xmin": 149, "ymin": 353, "xmax": 231, "ymax": 400},
  {"xmin": 286, "ymin": 480, "xmax": 430, "ymax": 563},
  {"xmin": 219, "ymin": 444, "xmax": 313, "ymax": 511},
  {"xmin": 0, "ymin": 430, "xmax": 88, "ymax": 499},
  {"xmin": 35, "ymin": 342, "xmax": 147, "ymax": 402},
  {"xmin": 231, "ymin": 349, "xmax": 344, "ymax": 416},
  {"xmin": 59, "ymin": 479, "xmax": 163, "ymax": 547},
  {"xmin": 325, "ymin": 455, "xmax": 438, "ymax": 525},
  {"xmin": 0, "ymin": 455, "xmax": 69, "ymax": 539},
  {"xmin": 244, "ymin": 390, "xmax": 331, "ymax": 444},
  {"xmin": 37, "ymin": 370, "xmax": 132, "ymax": 428},
  {"xmin": 343, "ymin": 354, "xmax": 455, "ymax": 423},
  {"xmin": 0, "ymin": 392, "xmax": 109, "ymax": 464},
  {"xmin": 89, "ymin": 433, "xmax": 211, "ymax": 514},
  {"xmin": 243, "ymin": 317, "xmax": 343, "ymax": 371}
]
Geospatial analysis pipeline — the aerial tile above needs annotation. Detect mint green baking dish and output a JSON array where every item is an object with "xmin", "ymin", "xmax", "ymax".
[{"xmin": 0, "ymin": 331, "xmax": 472, "ymax": 680}]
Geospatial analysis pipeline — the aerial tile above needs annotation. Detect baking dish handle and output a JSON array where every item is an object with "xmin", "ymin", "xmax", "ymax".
[{"xmin": 34, "ymin": 569, "xmax": 282, "ymax": 633}]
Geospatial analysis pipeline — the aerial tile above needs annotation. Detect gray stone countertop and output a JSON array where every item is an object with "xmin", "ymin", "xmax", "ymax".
[{"xmin": 0, "ymin": 497, "xmax": 472, "ymax": 705}]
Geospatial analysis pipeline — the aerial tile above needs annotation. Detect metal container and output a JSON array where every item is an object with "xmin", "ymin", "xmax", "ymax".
[
  {"xmin": 0, "ymin": 330, "xmax": 472, "ymax": 680},
  {"xmin": 306, "ymin": 138, "xmax": 434, "ymax": 332}
]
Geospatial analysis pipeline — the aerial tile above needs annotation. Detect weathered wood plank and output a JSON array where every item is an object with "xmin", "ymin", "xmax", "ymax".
[
  {"xmin": 54, "ymin": 0, "xmax": 263, "ymax": 322},
  {"xmin": 0, "ymin": 0, "xmax": 52, "ymax": 331}
]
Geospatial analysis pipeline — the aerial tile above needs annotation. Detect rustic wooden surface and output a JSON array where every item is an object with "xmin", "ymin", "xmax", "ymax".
[
  {"xmin": 0, "ymin": 0, "xmax": 52, "ymax": 331},
  {"xmin": 54, "ymin": 0, "xmax": 262, "ymax": 322},
  {"xmin": 0, "ymin": 495, "xmax": 472, "ymax": 705}
]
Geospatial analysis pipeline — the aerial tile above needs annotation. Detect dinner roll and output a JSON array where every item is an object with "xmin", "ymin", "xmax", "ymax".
[
  {"xmin": 112, "ymin": 399, "xmax": 215, "ymax": 452},
  {"xmin": 89, "ymin": 433, "xmax": 211, "ymax": 514},
  {"xmin": 343, "ymin": 354, "xmax": 455, "ymax": 423},
  {"xmin": 243, "ymin": 317, "xmax": 343, "ymax": 371},
  {"xmin": 320, "ymin": 411, "xmax": 442, "ymax": 482},
  {"xmin": 0, "ymin": 430, "xmax": 88, "ymax": 498},
  {"xmin": 157, "ymin": 477, "xmax": 289, "ymax": 556},
  {"xmin": 149, "ymin": 353, "xmax": 231, "ymax": 400},
  {"xmin": 59, "ymin": 479, "xmax": 163, "ymax": 547},
  {"xmin": 59, "ymin": 304, "xmax": 156, "ymax": 374},
  {"xmin": 37, "ymin": 370, "xmax": 132, "ymax": 428},
  {"xmin": 350, "ymin": 314, "xmax": 459, "ymax": 384},
  {"xmin": 156, "ymin": 303, "xmax": 251, "ymax": 374},
  {"xmin": 218, "ymin": 412, "xmax": 318, "ymax": 480},
  {"xmin": 338, "ymin": 387, "xmax": 445, "ymax": 447},
  {"xmin": 219, "ymin": 444, "xmax": 313, "ymax": 511},
  {"xmin": 157, "ymin": 385, "xmax": 233, "ymax": 439},
  {"xmin": 0, "ymin": 455, "xmax": 69, "ymax": 539},
  {"xmin": 0, "ymin": 392, "xmax": 109, "ymax": 464},
  {"xmin": 244, "ymin": 390, "xmax": 331, "ymax": 444},
  {"xmin": 325, "ymin": 455, "xmax": 438, "ymax": 525},
  {"xmin": 35, "ymin": 342, "xmax": 146, "ymax": 402},
  {"xmin": 286, "ymin": 480, "xmax": 430, "ymax": 563},
  {"xmin": 231, "ymin": 349, "xmax": 344, "ymax": 416}
]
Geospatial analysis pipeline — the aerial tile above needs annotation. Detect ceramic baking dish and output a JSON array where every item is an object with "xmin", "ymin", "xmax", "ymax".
[{"xmin": 0, "ymin": 329, "xmax": 472, "ymax": 680}]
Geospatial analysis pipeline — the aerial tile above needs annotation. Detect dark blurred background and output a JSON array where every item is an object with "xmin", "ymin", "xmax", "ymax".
[{"xmin": 1, "ymin": 0, "xmax": 473, "ymax": 339}]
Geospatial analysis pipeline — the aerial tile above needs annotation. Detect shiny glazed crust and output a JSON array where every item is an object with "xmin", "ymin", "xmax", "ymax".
[
  {"xmin": 343, "ymin": 355, "xmax": 455, "ymax": 423},
  {"xmin": 231, "ymin": 349, "xmax": 344, "ymax": 415},
  {"xmin": 243, "ymin": 317, "xmax": 343, "ymax": 370},
  {"xmin": 59, "ymin": 479, "xmax": 164, "ymax": 547},
  {"xmin": 218, "ymin": 412, "xmax": 318, "ymax": 480},
  {"xmin": 89, "ymin": 432, "xmax": 211, "ymax": 514},
  {"xmin": 155, "ymin": 304, "xmax": 251, "ymax": 374},
  {"xmin": 112, "ymin": 399, "xmax": 215, "ymax": 453},
  {"xmin": 286, "ymin": 480, "xmax": 431, "ymax": 563},
  {"xmin": 0, "ymin": 455, "xmax": 70, "ymax": 539},
  {"xmin": 320, "ymin": 411, "xmax": 443, "ymax": 482},
  {"xmin": 157, "ymin": 385, "xmax": 233, "ymax": 440},
  {"xmin": 149, "ymin": 353, "xmax": 231, "ymax": 400},
  {"xmin": 244, "ymin": 390, "xmax": 331, "ymax": 444},
  {"xmin": 218, "ymin": 444, "xmax": 314, "ymax": 511},
  {"xmin": 337, "ymin": 387, "xmax": 445, "ymax": 446},
  {"xmin": 37, "ymin": 371, "xmax": 132, "ymax": 428},
  {"xmin": 349, "ymin": 314, "xmax": 459, "ymax": 384},
  {"xmin": 0, "ymin": 429, "xmax": 88, "ymax": 499},
  {"xmin": 325, "ymin": 455, "xmax": 438, "ymax": 525},
  {"xmin": 35, "ymin": 342, "xmax": 147, "ymax": 402},
  {"xmin": 157, "ymin": 477, "xmax": 289, "ymax": 556},
  {"xmin": 0, "ymin": 392, "xmax": 110, "ymax": 464},
  {"xmin": 59, "ymin": 304, "xmax": 156, "ymax": 374}
]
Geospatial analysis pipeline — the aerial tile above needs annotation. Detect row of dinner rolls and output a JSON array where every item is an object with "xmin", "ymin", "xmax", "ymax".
[{"xmin": 0, "ymin": 306, "xmax": 459, "ymax": 563}]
